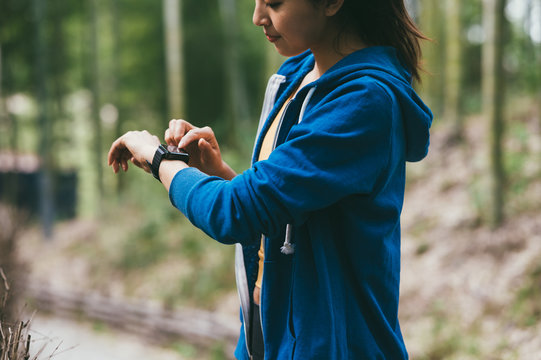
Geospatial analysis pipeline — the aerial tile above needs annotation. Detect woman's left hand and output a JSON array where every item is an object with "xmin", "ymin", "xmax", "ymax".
[{"xmin": 107, "ymin": 130, "xmax": 161, "ymax": 174}]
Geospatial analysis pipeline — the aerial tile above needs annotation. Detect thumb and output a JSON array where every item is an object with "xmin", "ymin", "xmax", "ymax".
[
  {"xmin": 198, "ymin": 138, "xmax": 213, "ymax": 154},
  {"xmin": 199, "ymin": 138, "xmax": 220, "ymax": 166}
]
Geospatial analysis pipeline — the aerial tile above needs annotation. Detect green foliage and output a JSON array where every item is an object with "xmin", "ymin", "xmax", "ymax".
[
  {"xmin": 179, "ymin": 246, "xmax": 235, "ymax": 306},
  {"xmin": 172, "ymin": 341, "xmax": 198, "ymax": 357},
  {"xmin": 0, "ymin": 0, "xmax": 36, "ymax": 93},
  {"xmin": 2, "ymin": 1, "xmax": 541, "ymax": 356},
  {"xmin": 511, "ymin": 257, "xmax": 541, "ymax": 327},
  {"xmin": 116, "ymin": 219, "xmax": 171, "ymax": 270},
  {"xmin": 209, "ymin": 342, "xmax": 228, "ymax": 360},
  {"xmin": 170, "ymin": 340, "xmax": 227, "ymax": 360},
  {"xmin": 468, "ymin": 172, "xmax": 489, "ymax": 224},
  {"xmin": 416, "ymin": 301, "xmax": 481, "ymax": 360}
]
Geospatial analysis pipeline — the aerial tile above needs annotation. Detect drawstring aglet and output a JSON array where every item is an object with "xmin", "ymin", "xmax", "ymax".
[
  {"xmin": 281, "ymin": 224, "xmax": 295, "ymax": 255},
  {"xmin": 280, "ymin": 242, "xmax": 295, "ymax": 255}
]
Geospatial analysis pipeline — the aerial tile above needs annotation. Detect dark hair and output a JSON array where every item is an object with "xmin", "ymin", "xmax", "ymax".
[{"xmin": 316, "ymin": 0, "xmax": 428, "ymax": 82}]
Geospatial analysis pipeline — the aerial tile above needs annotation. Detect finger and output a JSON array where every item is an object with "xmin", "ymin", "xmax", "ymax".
[
  {"xmin": 177, "ymin": 129, "xmax": 202, "ymax": 150},
  {"xmin": 200, "ymin": 126, "xmax": 216, "ymax": 140},
  {"xmin": 108, "ymin": 134, "xmax": 136, "ymax": 167},
  {"xmin": 111, "ymin": 159, "xmax": 119, "ymax": 173},
  {"xmin": 141, "ymin": 160, "xmax": 151, "ymax": 173},
  {"xmin": 130, "ymin": 157, "xmax": 140, "ymax": 168},
  {"xmin": 121, "ymin": 152, "xmax": 132, "ymax": 172},
  {"xmin": 129, "ymin": 157, "xmax": 138, "ymax": 170},
  {"xmin": 131, "ymin": 157, "xmax": 151, "ymax": 173},
  {"xmin": 165, "ymin": 120, "xmax": 182, "ymax": 144},
  {"xmin": 169, "ymin": 119, "xmax": 193, "ymax": 145},
  {"xmin": 109, "ymin": 150, "xmax": 124, "ymax": 169},
  {"xmin": 178, "ymin": 127, "xmax": 215, "ymax": 150},
  {"xmin": 122, "ymin": 158, "xmax": 129, "ymax": 172},
  {"xmin": 198, "ymin": 127, "xmax": 219, "ymax": 150},
  {"xmin": 107, "ymin": 138, "xmax": 124, "ymax": 165},
  {"xmin": 164, "ymin": 129, "xmax": 173, "ymax": 145},
  {"xmin": 198, "ymin": 138, "xmax": 213, "ymax": 154}
]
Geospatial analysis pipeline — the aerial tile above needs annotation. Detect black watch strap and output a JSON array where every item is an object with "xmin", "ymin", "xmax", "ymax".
[
  {"xmin": 148, "ymin": 144, "xmax": 190, "ymax": 182},
  {"xmin": 149, "ymin": 144, "xmax": 167, "ymax": 182}
]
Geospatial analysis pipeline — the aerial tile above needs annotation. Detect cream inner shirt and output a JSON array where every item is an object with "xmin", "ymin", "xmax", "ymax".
[{"xmin": 254, "ymin": 93, "xmax": 292, "ymax": 291}]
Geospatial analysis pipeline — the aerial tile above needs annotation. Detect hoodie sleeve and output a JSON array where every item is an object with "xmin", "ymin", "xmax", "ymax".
[{"xmin": 169, "ymin": 79, "xmax": 395, "ymax": 245}]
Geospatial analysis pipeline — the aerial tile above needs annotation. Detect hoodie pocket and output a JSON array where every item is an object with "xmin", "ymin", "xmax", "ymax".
[{"xmin": 286, "ymin": 256, "xmax": 297, "ymax": 343}]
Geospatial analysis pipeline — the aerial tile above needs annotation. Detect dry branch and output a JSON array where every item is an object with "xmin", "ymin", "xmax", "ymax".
[{"xmin": 25, "ymin": 283, "xmax": 238, "ymax": 355}]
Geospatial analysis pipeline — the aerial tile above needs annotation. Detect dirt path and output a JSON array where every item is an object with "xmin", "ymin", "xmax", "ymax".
[{"xmin": 29, "ymin": 315, "xmax": 186, "ymax": 360}]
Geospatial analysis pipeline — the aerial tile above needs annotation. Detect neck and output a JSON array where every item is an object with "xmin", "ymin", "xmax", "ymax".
[{"xmin": 311, "ymin": 31, "xmax": 366, "ymax": 77}]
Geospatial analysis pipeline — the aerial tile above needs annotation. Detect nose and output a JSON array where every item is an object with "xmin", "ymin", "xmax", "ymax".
[{"xmin": 253, "ymin": 1, "xmax": 270, "ymax": 27}]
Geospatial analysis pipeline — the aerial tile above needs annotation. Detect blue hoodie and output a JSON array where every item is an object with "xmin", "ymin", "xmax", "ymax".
[{"xmin": 169, "ymin": 46, "xmax": 432, "ymax": 359}]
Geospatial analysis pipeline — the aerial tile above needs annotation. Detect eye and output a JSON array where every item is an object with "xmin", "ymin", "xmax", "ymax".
[{"xmin": 265, "ymin": 1, "xmax": 282, "ymax": 9}]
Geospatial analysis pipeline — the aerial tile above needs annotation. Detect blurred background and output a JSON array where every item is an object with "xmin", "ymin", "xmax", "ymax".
[{"xmin": 0, "ymin": 0, "xmax": 540, "ymax": 359}]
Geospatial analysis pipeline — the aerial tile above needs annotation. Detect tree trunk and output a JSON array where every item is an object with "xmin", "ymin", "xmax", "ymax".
[
  {"xmin": 218, "ymin": 0, "xmax": 251, "ymax": 148},
  {"xmin": 539, "ymin": 0, "xmax": 541, "ymax": 127},
  {"xmin": 444, "ymin": 0, "xmax": 463, "ymax": 140},
  {"xmin": 0, "ymin": 45, "xmax": 8, "ymax": 150},
  {"xmin": 163, "ymin": 0, "xmax": 186, "ymax": 120},
  {"xmin": 0, "ymin": 45, "xmax": 4, "ymax": 141},
  {"xmin": 482, "ymin": 0, "xmax": 506, "ymax": 227},
  {"xmin": 419, "ymin": 0, "xmax": 445, "ymax": 116},
  {"xmin": 112, "ymin": 0, "xmax": 126, "ymax": 196},
  {"xmin": 0, "ymin": 207, "xmax": 26, "ymax": 325},
  {"xmin": 89, "ymin": 0, "xmax": 103, "ymax": 205},
  {"xmin": 34, "ymin": 0, "xmax": 54, "ymax": 239},
  {"xmin": 0, "ymin": 46, "xmax": 20, "ymax": 208}
]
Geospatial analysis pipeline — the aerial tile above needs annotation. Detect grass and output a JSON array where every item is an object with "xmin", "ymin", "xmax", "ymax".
[
  {"xmin": 412, "ymin": 300, "xmax": 482, "ymax": 360},
  {"xmin": 170, "ymin": 340, "xmax": 228, "ymax": 360},
  {"xmin": 1, "ymin": 268, "xmax": 53, "ymax": 360},
  {"xmin": 511, "ymin": 257, "xmax": 541, "ymax": 327}
]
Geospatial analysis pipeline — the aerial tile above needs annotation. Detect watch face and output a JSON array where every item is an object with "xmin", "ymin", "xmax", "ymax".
[
  {"xmin": 166, "ymin": 145, "xmax": 182, "ymax": 153},
  {"xmin": 164, "ymin": 144, "xmax": 189, "ymax": 163}
]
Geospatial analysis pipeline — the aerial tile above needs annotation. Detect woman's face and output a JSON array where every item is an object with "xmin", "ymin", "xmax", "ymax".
[{"xmin": 253, "ymin": 0, "xmax": 333, "ymax": 57}]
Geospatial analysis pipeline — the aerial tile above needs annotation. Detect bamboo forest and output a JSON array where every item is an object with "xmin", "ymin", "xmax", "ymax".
[{"xmin": 1, "ymin": 0, "xmax": 541, "ymax": 359}]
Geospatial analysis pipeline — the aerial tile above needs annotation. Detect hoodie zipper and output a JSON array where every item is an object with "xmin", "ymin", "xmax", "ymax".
[
  {"xmin": 257, "ymin": 87, "xmax": 316, "ymax": 359},
  {"xmin": 243, "ymin": 80, "xmax": 315, "ymax": 359},
  {"xmin": 258, "ymin": 98, "xmax": 292, "ymax": 360}
]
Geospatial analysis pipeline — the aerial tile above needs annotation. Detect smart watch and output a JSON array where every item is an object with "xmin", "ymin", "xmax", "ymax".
[{"xmin": 147, "ymin": 144, "xmax": 189, "ymax": 182}]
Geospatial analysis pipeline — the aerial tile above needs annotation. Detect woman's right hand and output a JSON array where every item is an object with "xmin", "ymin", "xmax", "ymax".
[{"xmin": 165, "ymin": 119, "xmax": 236, "ymax": 180}]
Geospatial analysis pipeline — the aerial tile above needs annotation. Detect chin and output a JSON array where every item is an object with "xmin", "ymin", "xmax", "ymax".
[{"xmin": 275, "ymin": 46, "xmax": 308, "ymax": 58}]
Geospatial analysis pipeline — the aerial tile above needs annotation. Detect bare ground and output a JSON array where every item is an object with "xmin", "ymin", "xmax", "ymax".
[{"xmin": 16, "ymin": 108, "xmax": 541, "ymax": 359}]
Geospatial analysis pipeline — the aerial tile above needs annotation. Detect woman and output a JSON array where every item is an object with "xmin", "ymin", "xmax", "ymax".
[{"xmin": 108, "ymin": 0, "xmax": 433, "ymax": 358}]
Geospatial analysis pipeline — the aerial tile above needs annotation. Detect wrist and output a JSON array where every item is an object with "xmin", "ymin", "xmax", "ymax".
[
  {"xmin": 148, "ymin": 144, "xmax": 190, "ymax": 182},
  {"xmin": 160, "ymin": 160, "xmax": 189, "ymax": 191},
  {"xmin": 145, "ymin": 144, "xmax": 159, "ymax": 164},
  {"xmin": 219, "ymin": 160, "xmax": 236, "ymax": 180}
]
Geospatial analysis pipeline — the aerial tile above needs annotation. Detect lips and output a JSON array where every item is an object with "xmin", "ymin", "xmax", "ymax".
[{"xmin": 265, "ymin": 32, "xmax": 280, "ymax": 43}]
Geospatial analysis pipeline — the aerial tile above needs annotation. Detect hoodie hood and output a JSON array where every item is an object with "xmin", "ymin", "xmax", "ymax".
[{"xmin": 282, "ymin": 46, "xmax": 433, "ymax": 162}]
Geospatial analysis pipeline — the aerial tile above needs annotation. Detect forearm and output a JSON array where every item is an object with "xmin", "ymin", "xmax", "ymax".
[
  {"xmin": 168, "ymin": 167, "xmax": 279, "ymax": 245},
  {"xmin": 159, "ymin": 159, "xmax": 190, "ymax": 192},
  {"xmin": 157, "ymin": 153, "xmax": 235, "ymax": 191}
]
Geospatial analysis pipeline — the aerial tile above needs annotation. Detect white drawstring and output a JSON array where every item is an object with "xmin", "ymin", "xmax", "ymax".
[
  {"xmin": 281, "ymin": 224, "xmax": 295, "ymax": 255},
  {"xmin": 280, "ymin": 87, "xmax": 316, "ymax": 256}
]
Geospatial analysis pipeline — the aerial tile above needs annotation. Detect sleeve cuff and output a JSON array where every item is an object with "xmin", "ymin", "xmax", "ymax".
[{"xmin": 168, "ymin": 167, "xmax": 209, "ymax": 215}]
